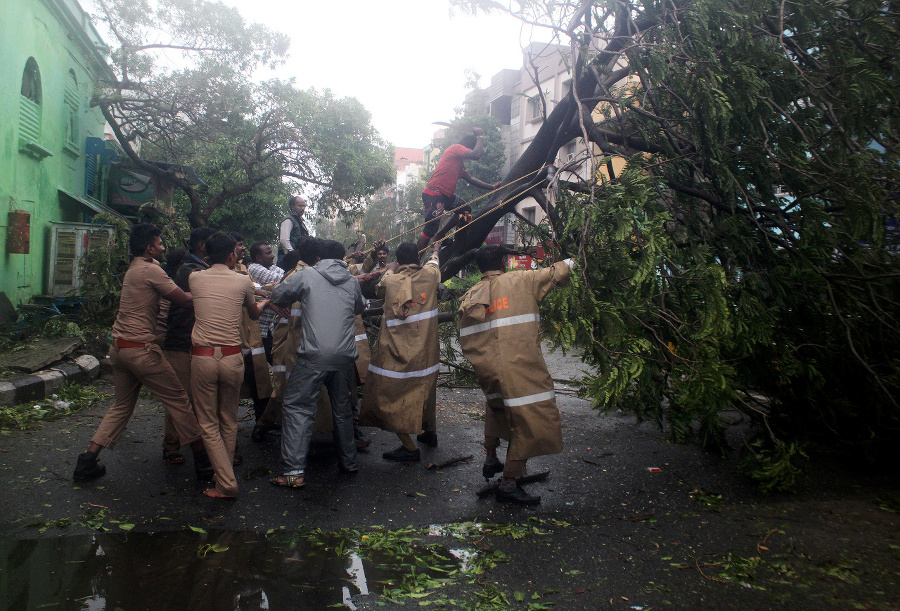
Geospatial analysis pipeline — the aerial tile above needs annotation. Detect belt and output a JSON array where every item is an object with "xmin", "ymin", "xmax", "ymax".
[
  {"xmin": 191, "ymin": 345, "xmax": 242, "ymax": 356},
  {"xmin": 115, "ymin": 339, "xmax": 155, "ymax": 348}
]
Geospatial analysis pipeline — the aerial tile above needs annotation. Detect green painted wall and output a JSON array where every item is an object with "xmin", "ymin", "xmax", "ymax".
[{"xmin": 0, "ymin": 0, "xmax": 112, "ymax": 305}]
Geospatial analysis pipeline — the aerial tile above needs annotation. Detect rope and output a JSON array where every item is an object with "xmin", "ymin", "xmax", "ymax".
[
  {"xmin": 346, "ymin": 164, "xmax": 552, "ymax": 261},
  {"xmin": 420, "ymin": 164, "xmax": 552, "ymax": 254}
]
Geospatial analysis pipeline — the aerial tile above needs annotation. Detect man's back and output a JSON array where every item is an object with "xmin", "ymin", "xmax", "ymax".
[
  {"xmin": 189, "ymin": 265, "xmax": 254, "ymax": 347},
  {"xmin": 271, "ymin": 259, "xmax": 364, "ymax": 370}
]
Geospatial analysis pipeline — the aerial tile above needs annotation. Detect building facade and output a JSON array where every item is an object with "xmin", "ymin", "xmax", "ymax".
[{"xmin": 0, "ymin": 0, "xmax": 117, "ymax": 306}]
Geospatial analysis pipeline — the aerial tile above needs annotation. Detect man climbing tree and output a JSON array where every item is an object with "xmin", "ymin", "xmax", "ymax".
[{"xmin": 417, "ymin": 127, "xmax": 499, "ymax": 252}]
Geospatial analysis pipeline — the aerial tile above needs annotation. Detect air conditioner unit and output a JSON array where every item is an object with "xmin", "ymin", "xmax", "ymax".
[{"xmin": 48, "ymin": 222, "xmax": 114, "ymax": 298}]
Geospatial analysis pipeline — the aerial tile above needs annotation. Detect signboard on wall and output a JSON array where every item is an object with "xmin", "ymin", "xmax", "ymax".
[{"xmin": 507, "ymin": 254, "xmax": 536, "ymax": 270}]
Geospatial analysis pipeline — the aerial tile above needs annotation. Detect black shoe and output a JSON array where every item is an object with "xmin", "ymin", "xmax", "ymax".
[
  {"xmin": 496, "ymin": 485, "xmax": 540, "ymax": 505},
  {"xmin": 382, "ymin": 446, "xmax": 421, "ymax": 462},
  {"xmin": 251, "ymin": 423, "xmax": 276, "ymax": 443},
  {"xmin": 232, "ymin": 452, "xmax": 243, "ymax": 467},
  {"xmin": 339, "ymin": 463, "xmax": 360, "ymax": 474},
  {"xmin": 482, "ymin": 457, "xmax": 504, "ymax": 479},
  {"xmin": 73, "ymin": 452, "xmax": 106, "ymax": 482},
  {"xmin": 417, "ymin": 431, "xmax": 438, "ymax": 447},
  {"xmin": 194, "ymin": 450, "xmax": 214, "ymax": 481}
]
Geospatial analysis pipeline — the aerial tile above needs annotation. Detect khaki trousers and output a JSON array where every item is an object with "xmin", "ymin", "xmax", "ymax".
[
  {"xmin": 163, "ymin": 350, "xmax": 193, "ymax": 451},
  {"xmin": 92, "ymin": 344, "xmax": 201, "ymax": 449},
  {"xmin": 191, "ymin": 351, "xmax": 244, "ymax": 496}
]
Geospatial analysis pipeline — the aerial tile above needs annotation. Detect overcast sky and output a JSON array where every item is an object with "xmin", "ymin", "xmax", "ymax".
[
  {"xmin": 81, "ymin": 0, "xmax": 547, "ymax": 147},
  {"xmin": 222, "ymin": 0, "xmax": 540, "ymax": 148}
]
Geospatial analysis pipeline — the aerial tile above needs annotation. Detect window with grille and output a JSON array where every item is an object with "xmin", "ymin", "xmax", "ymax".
[
  {"xmin": 64, "ymin": 70, "xmax": 79, "ymax": 150},
  {"xmin": 19, "ymin": 58, "xmax": 51, "ymax": 160},
  {"xmin": 20, "ymin": 58, "xmax": 42, "ymax": 143}
]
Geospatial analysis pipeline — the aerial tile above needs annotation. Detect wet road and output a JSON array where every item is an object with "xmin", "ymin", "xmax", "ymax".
[{"xmin": 1, "ymin": 348, "xmax": 898, "ymax": 609}]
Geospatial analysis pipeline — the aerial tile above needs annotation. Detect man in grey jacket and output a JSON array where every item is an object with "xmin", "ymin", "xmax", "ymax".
[{"xmin": 268, "ymin": 239, "xmax": 365, "ymax": 488}]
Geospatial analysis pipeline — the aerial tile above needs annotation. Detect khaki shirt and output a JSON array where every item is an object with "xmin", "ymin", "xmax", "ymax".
[
  {"xmin": 189, "ymin": 264, "xmax": 255, "ymax": 347},
  {"xmin": 111, "ymin": 257, "xmax": 178, "ymax": 343}
]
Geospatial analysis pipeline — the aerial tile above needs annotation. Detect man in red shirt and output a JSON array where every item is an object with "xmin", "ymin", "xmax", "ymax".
[{"xmin": 416, "ymin": 127, "xmax": 499, "ymax": 252}]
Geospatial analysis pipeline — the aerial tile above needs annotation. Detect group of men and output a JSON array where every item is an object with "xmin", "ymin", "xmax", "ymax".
[{"xmin": 72, "ymin": 128, "xmax": 574, "ymax": 505}]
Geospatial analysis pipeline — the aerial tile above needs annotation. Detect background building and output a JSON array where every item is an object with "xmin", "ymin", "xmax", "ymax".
[{"xmin": 0, "ymin": 0, "xmax": 118, "ymax": 306}]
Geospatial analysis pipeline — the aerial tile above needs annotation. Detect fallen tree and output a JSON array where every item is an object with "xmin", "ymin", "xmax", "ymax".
[{"xmin": 447, "ymin": 0, "xmax": 900, "ymax": 486}]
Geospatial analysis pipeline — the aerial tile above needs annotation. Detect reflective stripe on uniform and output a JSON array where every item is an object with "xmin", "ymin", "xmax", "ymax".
[
  {"xmin": 368, "ymin": 363, "xmax": 440, "ymax": 379},
  {"xmin": 355, "ymin": 333, "xmax": 368, "ymax": 342},
  {"xmin": 290, "ymin": 308, "xmax": 302, "ymax": 317},
  {"xmin": 459, "ymin": 313, "xmax": 540, "ymax": 337},
  {"xmin": 271, "ymin": 365, "xmax": 287, "ymax": 373},
  {"xmin": 385, "ymin": 308, "xmax": 438, "ymax": 328},
  {"xmin": 483, "ymin": 389, "xmax": 555, "ymax": 407},
  {"xmin": 242, "ymin": 347, "xmax": 266, "ymax": 356}
]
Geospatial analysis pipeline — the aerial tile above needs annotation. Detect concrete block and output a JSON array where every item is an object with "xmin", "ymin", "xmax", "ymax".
[
  {"xmin": 11, "ymin": 375, "xmax": 43, "ymax": 404},
  {"xmin": 74, "ymin": 355, "xmax": 101, "ymax": 379},
  {"xmin": 0, "ymin": 382, "xmax": 15, "ymax": 407},
  {"xmin": 34, "ymin": 370, "xmax": 65, "ymax": 395}
]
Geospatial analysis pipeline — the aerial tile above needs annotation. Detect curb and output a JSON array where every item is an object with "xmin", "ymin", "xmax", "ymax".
[{"xmin": 0, "ymin": 355, "xmax": 101, "ymax": 407}]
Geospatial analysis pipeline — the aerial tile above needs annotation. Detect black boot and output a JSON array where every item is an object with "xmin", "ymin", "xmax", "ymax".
[
  {"xmin": 251, "ymin": 422, "xmax": 276, "ymax": 443},
  {"xmin": 73, "ymin": 452, "xmax": 106, "ymax": 482},
  {"xmin": 416, "ymin": 431, "xmax": 438, "ymax": 447},
  {"xmin": 382, "ymin": 446, "xmax": 421, "ymax": 462},
  {"xmin": 482, "ymin": 456, "xmax": 504, "ymax": 479},
  {"xmin": 194, "ymin": 449, "xmax": 214, "ymax": 481},
  {"xmin": 496, "ymin": 484, "xmax": 540, "ymax": 505}
]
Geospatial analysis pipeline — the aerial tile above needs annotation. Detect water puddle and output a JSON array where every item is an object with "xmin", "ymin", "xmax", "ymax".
[{"xmin": 0, "ymin": 526, "xmax": 490, "ymax": 610}]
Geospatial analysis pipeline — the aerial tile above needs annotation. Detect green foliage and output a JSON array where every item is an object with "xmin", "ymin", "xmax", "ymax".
[
  {"xmin": 196, "ymin": 177, "xmax": 290, "ymax": 245},
  {"xmin": 0, "ymin": 381, "xmax": 110, "ymax": 430},
  {"xmin": 78, "ymin": 213, "xmax": 131, "ymax": 327},
  {"xmin": 740, "ymin": 438, "xmax": 808, "ymax": 494},
  {"xmin": 442, "ymin": 270, "xmax": 484, "ymax": 386},
  {"xmin": 94, "ymin": 0, "xmax": 393, "ymax": 228},
  {"xmin": 475, "ymin": 0, "xmax": 900, "ymax": 485},
  {"xmin": 41, "ymin": 317, "xmax": 85, "ymax": 341}
]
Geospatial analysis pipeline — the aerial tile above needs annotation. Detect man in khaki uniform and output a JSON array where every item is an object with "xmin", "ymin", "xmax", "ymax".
[
  {"xmin": 189, "ymin": 232, "xmax": 274, "ymax": 498},
  {"xmin": 360, "ymin": 242, "xmax": 441, "ymax": 462},
  {"xmin": 458, "ymin": 246, "xmax": 574, "ymax": 505},
  {"xmin": 161, "ymin": 226, "xmax": 215, "ymax": 464},
  {"xmin": 73, "ymin": 224, "xmax": 210, "ymax": 482}
]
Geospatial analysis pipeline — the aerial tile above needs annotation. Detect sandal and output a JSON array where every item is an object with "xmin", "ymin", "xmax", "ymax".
[
  {"xmin": 163, "ymin": 450, "xmax": 186, "ymax": 465},
  {"xmin": 269, "ymin": 474, "xmax": 305, "ymax": 488}
]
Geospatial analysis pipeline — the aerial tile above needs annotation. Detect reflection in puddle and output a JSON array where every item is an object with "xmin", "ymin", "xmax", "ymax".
[
  {"xmin": 448, "ymin": 548, "xmax": 476, "ymax": 572},
  {"xmin": 0, "ymin": 528, "xmax": 474, "ymax": 610}
]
